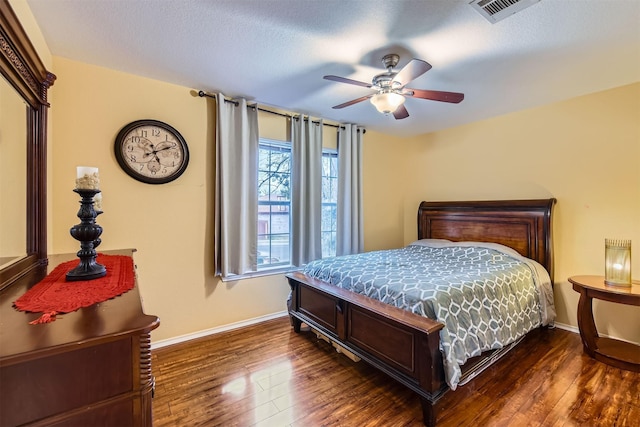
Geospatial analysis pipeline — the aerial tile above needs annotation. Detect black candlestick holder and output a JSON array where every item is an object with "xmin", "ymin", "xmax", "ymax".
[
  {"xmin": 66, "ymin": 188, "xmax": 107, "ymax": 281},
  {"xmin": 94, "ymin": 209, "xmax": 103, "ymax": 249}
]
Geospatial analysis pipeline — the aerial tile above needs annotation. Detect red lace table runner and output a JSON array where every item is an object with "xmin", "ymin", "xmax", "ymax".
[{"xmin": 13, "ymin": 254, "xmax": 135, "ymax": 324}]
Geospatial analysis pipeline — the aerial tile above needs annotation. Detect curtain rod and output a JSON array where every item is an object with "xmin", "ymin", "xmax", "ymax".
[{"xmin": 197, "ymin": 91, "xmax": 365, "ymax": 133}]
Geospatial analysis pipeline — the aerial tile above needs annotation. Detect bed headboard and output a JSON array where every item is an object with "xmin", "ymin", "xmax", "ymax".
[{"xmin": 418, "ymin": 199, "xmax": 556, "ymax": 279}]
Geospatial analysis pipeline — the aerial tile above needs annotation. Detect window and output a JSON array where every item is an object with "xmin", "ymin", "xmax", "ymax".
[
  {"xmin": 321, "ymin": 150, "xmax": 338, "ymax": 258},
  {"xmin": 257, "ymin": 140, "xmax": 291, "ymax": 268},
  {"xmin": 257, "ymin": 139, "xmax": 337, "ymax": 269}
]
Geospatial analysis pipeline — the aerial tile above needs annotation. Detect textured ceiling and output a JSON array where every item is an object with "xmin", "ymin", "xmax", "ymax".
[{"xmin": 26, "ymin": 0, "xmax": 640, "ymax": 137}]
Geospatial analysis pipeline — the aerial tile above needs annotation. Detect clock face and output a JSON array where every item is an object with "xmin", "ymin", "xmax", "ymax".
[{"xmin": 114, "ymin": 120, "xmax": 189, "ymax": 184}]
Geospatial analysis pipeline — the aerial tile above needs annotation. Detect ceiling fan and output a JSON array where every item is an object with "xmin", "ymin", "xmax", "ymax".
[{"xmin": 323, "ymin": 54, "xmax": 464, "ymax": 120}]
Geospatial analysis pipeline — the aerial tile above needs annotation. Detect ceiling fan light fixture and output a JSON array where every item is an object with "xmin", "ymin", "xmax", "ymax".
[
  {"xmin": 370, "ymin": 92, "xmax": 405, "ymax": 114},
  {"xmin": 325, "ymin": 53, "xmax": 463, "ymax": 119}
]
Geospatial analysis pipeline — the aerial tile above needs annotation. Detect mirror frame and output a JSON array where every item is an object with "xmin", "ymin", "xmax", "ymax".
[{"xmin": 0, "ymin": 0, "xmax": 55, "ymax": 290}]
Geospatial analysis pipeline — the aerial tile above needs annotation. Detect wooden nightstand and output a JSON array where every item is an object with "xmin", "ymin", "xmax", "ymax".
[{"xmin": 568, "ymin": 275, "xmax": 640, "ymax": 372}]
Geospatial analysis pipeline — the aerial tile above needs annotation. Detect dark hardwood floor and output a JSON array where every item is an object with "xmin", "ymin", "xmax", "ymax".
[{"xmin": 151, "ymin": 317, "xmax": 639, "ymax": 426}]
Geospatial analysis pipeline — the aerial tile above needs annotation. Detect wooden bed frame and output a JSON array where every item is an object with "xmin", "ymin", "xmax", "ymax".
[{"xmin": 286, "ymin": 199, "xmax": 556, "ymax": 426}]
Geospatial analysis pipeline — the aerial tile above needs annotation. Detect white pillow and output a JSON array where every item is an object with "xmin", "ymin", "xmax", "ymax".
[
  {"xmin": 409, "ymin": 238, "xmax": 452, "ymax": 247},
  {"xmin": 410, "ymin": 239, "xmax": 522, "ymax": 258}
]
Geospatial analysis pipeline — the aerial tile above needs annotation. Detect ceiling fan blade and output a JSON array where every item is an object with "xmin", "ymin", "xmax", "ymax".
[
  {"xmin": 323, "ymin": 75, "xmax": 373, "ymax": 88},
  {"xmin": 405, "ymin": 88, "xmax": 464, "ymax": 103},
  {"xmin": 332, "ymin": 95, "xmax": 373, "ymax": 109},
  {"xmin": 393, "ymin": 104, "xmax": 409, "ymax": 120},
  {"xmin": 393, "ymin": 59, "xmax": 432, "ymax": 86}
]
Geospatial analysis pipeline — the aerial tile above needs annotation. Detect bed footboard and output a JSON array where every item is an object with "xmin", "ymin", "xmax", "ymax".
[{"xmin": 286, "ymin": 271, "xmax": 447, "ymax": 427}]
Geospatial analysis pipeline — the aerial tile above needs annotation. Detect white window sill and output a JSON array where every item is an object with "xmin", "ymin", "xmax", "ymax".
[{"xmin": 219, "ymin": 266, "xmax": 302, "ymax": 282}]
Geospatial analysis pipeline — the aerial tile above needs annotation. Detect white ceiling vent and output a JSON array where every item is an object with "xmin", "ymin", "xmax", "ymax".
[{"xmin": 470, "ymin": 0, "xmax": 542, "ymax": 23}]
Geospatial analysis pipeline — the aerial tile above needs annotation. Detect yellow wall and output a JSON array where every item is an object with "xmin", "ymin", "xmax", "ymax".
[
  {"xmin": 8, "ymin": 0, "xmax": 51, "ymax": 66},
  {"xmin": 396, "ymin": 82, "xmax": 640, "ymax": 343},
  {"xmin": 49, "ymin": 58, "xmax": 292, "ymax": 341},
  {"xmin": 361, "ymin": 131, "xmax": 409, "ymax": 251}
]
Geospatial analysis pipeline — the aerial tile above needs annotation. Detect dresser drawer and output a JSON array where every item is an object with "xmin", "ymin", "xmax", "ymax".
[{"xmin": 0, "ymin": 338, "xmax": 132, "ymax": 427}]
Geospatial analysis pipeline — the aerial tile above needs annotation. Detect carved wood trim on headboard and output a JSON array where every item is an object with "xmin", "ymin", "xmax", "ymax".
[{"xmin": 417, "ymin": 199, "xmax": 556, "ymax": 279}]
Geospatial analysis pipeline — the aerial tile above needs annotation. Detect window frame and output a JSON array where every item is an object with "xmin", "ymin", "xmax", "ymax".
[
  {"xmin": 251, "ymin": 139, "xmax": 339, "ymax": 277},
  {"xmin": 321, "ymin": 149, "xmax": 338, "ymax": 259},
  {"xmin": 257, "ymin": 138, "xmax": 292, "ymax": 271}
]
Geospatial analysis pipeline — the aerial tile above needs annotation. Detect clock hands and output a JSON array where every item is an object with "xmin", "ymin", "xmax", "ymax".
[
  {"xmin": 140, "ymin": 142, "xmax": 176, "ymax": 160},
  {"xmin": 135, "ymin": 142, "xmax": 178, "ymax": 173},
  {"xmin": 154, "ymin": 141, "xmax": 175, "ymax": 152}
]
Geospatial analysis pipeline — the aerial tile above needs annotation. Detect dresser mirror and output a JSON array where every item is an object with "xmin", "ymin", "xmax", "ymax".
[
  {"xmin": 0, "ymin": 0, "xmax": 55, "ymax": 290},
  {"xmin": 0, "ymin": 74, "xmax": 28, "ymax": 270}
]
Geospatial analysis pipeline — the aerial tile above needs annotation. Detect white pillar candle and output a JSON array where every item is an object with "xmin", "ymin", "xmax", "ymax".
[{"xmin": 76, "ymin": 166, "xmax": 100, "ymax": 190}]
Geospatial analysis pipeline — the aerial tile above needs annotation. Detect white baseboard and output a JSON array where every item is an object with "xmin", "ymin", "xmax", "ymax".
[
  {"xmin": 553, "ymin": 321, "xmax": 640, "ymax": 346},
  {"xmin": 552, "ymin": 322, "xmax": 579, "ymax": 335},
  {"xmin": 151, "ymin": 311, "xmax": 289, "ymax": 350}
]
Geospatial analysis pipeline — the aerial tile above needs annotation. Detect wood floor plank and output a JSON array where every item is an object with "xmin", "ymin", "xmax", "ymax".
[
  {"xmin": 152, "ymin": 317, "xmax": 640, "ymax": 426},
  {"xmin": 478, "ymin": 329, "xmax": 584, "ymax": 425}
]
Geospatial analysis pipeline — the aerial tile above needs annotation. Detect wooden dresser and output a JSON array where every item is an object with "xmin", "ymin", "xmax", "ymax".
[{"xmin": 0, "ymin": 250, "xmax": 159, "ymax": 426}]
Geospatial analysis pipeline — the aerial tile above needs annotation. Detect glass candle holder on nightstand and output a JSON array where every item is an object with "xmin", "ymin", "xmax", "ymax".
[{"xmin": 604, "ymin": 239, "xmax": 631, "ymax": 286}]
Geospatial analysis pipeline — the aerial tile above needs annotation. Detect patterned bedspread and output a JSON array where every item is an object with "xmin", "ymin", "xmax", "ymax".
[{"xmin": 302, "ymin": 240, "xmax": 555, "ymax": 390}]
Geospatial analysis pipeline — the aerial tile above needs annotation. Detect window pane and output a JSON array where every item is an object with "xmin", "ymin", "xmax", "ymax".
[
  {"xmin": 258, "ymin": 139, "xmax": 292, "ymax": 269},
  {"xmin": 321, "ymin": 230, "xmax": 336, "ymax": 259},
  {"xmin": 322, "ymin": 205, "xmax": 336, "ymax": 228},
  {"xmin": 321, "ymin": 150, "xmax": 338, "ymax": 258},
  {"xmin": 258, "ymin": 171, "xmax": 270, "ymax": 197}
]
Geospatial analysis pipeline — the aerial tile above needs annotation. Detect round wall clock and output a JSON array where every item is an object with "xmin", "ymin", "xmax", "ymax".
[{"xmin": 114, "ymin": 119, "xmax": 189, "ymax": 184}]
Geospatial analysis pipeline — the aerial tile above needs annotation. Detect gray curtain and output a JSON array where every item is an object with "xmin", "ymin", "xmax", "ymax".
[
  {"xmin": 214, "ymin": 93, "xmax": 259, "ymax": 278},
  {"xmin": 291, "ymin": 115, "xmax": 323, "ymax": 266},
  {"xmin": 336, "ymin": 124, "xmax": 364, "ymax": 256}
]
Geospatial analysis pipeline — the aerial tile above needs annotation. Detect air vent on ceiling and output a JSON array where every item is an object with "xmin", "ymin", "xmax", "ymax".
[{"xmin": 470, "ymin": 0, "xmax": 542, "ymax": 23}]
